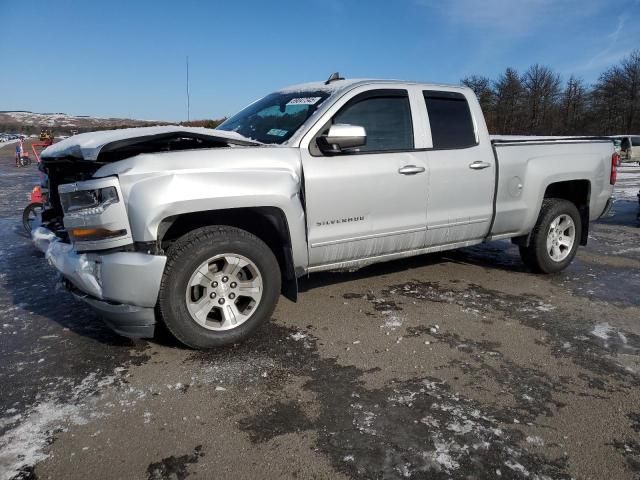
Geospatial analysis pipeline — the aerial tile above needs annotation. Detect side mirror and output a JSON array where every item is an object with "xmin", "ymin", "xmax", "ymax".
[{"xmin": 317, "ymin": 124, "xmax": 366, "ymax": 155}]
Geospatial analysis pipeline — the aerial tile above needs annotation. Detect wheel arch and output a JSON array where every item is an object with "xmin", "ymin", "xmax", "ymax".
[
  {"xmin": 158, "ymin": 207, "xmax": 298, "ymax": 301},
  {"xmin": 543, "ymin": 179, "xmax": 590, "ymax": 245},
  {"xmin": 512, "ymin": 179, "xmax": 591, "ymax": 247}
]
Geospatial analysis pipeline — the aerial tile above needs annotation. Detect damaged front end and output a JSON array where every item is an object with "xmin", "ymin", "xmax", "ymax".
[
  {"xmin": 33, "ymin": 225, "xmax": 166, "ymax": 337},
  {"xmin": 34, "ymin": 127, "xmax": 254, "ymax": 338},
  {"xmin": 32, "ymin": 172, "xmax": 167, "ymax": 338},
  {"xmin": 39, "ymin": 126, "xmax": 258, "ymax": 236}
]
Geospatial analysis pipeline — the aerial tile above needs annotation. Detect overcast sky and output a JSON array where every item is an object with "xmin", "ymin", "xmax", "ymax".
[{"xmin": 1, "ymin": 0, "xmax": 638, "ymax": 121}]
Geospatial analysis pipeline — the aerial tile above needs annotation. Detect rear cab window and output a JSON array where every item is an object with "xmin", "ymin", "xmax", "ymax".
[{"xmin": 423, "ymin": 91, "xmax": 477, "ymax": 149}]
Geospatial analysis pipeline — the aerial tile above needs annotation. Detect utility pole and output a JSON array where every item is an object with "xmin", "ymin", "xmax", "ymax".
[{"xmin": 186, "ymin": 56, "xmax": 190, "ymax": 122}]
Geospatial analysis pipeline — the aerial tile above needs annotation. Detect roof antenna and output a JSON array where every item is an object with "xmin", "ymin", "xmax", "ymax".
[
  {"xmin": 186, "ymin": 56, "xmax": 190, "ymax": 122},
  {"xmin": 325, "ymin": 72, "xmax": 344, "ymax": 85}
]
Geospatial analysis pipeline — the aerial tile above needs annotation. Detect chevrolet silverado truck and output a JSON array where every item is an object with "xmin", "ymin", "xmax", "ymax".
[{"xmin": 33, "ymin": 76, "xmax": 617, "ymax": 349}]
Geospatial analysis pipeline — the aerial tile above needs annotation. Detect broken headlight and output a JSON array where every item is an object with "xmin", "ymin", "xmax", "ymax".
[{"xmin": 60, "ymin": 186, "xmax": 119, "ymax": 215}]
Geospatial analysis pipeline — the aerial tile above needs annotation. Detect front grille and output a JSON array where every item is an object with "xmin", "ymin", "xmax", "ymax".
[{"xmin": 40, "ymin": 158, "xmax": 102, "ymax": 228}]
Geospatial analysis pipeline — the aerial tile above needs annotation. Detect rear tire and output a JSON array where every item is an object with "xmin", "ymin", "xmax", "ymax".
[
  {"xmin": 157, "ymin": 226, "xmax": 281, "ymax": 349},
  {"xmin": 519, "ymin": 199, "xmax": 581, "ymax": 274}
]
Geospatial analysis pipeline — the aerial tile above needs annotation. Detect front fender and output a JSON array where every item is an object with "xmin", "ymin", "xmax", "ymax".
[{"xmin": 123, "ymin": 170, "xmax": 308, "ymax": 272}]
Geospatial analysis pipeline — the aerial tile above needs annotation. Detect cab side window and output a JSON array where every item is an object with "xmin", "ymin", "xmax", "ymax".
[
  {"xmin": 423, "ymin": 91, "xmax": 477, "ymax": 149},
  {"xmin": 332, "ymin": 90, "xmax": 414, "ymax": 153}
]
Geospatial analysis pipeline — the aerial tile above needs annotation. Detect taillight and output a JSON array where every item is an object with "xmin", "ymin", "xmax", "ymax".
[{"xmin": 610, "ymin": 152, "xmax": 619, "ymax": 185}]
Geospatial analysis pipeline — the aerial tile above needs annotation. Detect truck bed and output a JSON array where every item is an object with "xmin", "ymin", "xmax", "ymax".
[
  {"xmin": 490, "ymin": 135, "xmax": 613, "ymax": 143},
  {"xmin": 488, "ymin": 137, "xmax": 614, "ymax": 241}
]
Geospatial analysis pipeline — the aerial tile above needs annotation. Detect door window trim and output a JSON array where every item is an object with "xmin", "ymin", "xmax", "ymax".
[
  {"xmin": 299, "ymin": 84, "xmax": 482, "ymax": 155},
  {"xmin": 311, "ymin": 89, "xmax": 414, "ymax": 157},
  {"xmin": 423, "ymin": 90, "xmax": 479, "ymax": 150},
  {"xmin": 305, "ymin": 86, "xmax": 423, "ymax": 157}
]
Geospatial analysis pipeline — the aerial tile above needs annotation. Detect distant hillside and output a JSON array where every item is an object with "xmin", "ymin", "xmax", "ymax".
[{"xmin": 0, "ymin": 111, "xmax": 174, "ymax": 136}]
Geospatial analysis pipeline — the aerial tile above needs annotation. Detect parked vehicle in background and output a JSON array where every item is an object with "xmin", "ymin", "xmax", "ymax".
[
  {"xmin": 33, "ymin": 76, "xmax": 617, "ymax": 349},
  {"xmin": 611, "ymin": 135, "xmax": 640, "ymax": 164}
]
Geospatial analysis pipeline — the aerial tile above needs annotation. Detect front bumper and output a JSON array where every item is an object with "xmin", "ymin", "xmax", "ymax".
[{"xmin": 32, "ymin": 226, "xmax": 166, "ymax": 338}]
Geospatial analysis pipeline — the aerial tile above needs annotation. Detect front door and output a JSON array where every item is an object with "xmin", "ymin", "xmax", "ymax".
[{"xmin": 301, "ymin": 88, "xmax": 429, "ymax": 268}]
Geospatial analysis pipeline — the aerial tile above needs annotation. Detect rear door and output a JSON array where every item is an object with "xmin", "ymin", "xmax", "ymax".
[
  {"xmin": 422, "ymin": 90, "xmax": 496, "ymax": 246},
  {"xmin": 300, "ymin": 87, "xmax": 429, "ymax": 268}
]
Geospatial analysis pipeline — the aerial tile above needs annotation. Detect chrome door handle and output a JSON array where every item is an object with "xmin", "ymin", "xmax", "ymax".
[
  {"xmin": 469, "ymin": 161, "xmax": 491, "ymax": 170},
  {"xmin": 398, "ymin": 165, "xmax": 425, "ymax": 175}
]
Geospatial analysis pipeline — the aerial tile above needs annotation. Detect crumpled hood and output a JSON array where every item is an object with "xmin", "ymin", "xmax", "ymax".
[
  {"xmin": 41, "ymin": 126, "xmax": 260, "ymax": 161},
  {"xmin": 93, "ymin": 146, "xmax": 301, "ymax": 181}
]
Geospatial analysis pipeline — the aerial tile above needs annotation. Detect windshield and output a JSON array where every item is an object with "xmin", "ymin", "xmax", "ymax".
[{"xmin": 217, "ymin": 90, "xmax": 331, "ymax": 144}]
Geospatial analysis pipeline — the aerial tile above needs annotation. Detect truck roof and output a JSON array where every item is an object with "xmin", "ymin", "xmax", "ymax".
[
  {"xmin": 42, "ymin": 79, "xmax": 472, "ymax": 161},
  {"xmin": 276, "ymin": 79, "xmax": 469, "ymax": 96}
]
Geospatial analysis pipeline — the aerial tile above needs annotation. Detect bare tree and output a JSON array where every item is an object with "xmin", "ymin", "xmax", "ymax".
[
  {"xmin": 458, "ymin": 50, "xmax": 640, "ymax": 136},
  {"xmin": 494, "ymin": 68, "xmax": 524, "ymax": 135},
  {"xmin": 522, "ymin": 64, "xmax": 561, "ymax": 134},
  {"xmin": 560, "ymin": 76, "xmax": 588, "ymax": 135},
  {"xmin": 592, "ymin": 65, "xmax": 628, "ymax": 134},
  {"xmin": 462, "ymin": 75, "xmax": 496, "ymax": 132},
  {"xmin": 620, "ymin": 49, "xmax": 640, "ymax": 132}
]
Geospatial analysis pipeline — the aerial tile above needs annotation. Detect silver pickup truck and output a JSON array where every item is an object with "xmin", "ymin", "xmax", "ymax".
[{"xmin": 33, "ymin": 76, "xmax": 617, "ymax": 349}]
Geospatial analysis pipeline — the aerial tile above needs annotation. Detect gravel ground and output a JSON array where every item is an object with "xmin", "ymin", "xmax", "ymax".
[{"xmin": 0, "ymin": 141, "xmax": 639, "ymax": 480}]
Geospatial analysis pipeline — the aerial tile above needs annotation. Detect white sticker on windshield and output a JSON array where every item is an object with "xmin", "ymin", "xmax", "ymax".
[
  {"xmin": 267, "ymin": 128, "xmax": 288, "ymax": 137},
  {"xmin": 286, "ymin": 97, "xmax": 322, "ymax": 106}
]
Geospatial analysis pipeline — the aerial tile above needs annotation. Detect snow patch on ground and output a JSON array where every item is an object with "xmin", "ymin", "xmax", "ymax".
[
  {"xmin": 616, "ymin": 187, "xmax": 640, "ymax": 201},
  {"xmin": 290, "ymin": 331, "xmax": 307, "ymax": 341},
  {"xmin": 535, "ymin": 303, "xmax": 556, "ymax": 312},
  {"xmin": 427, "ymin": 440, "xmax": 461, "ymax": 471},
  {"xmin": 526, "ymin": 435, "xmax": 545, "ymax": 446},
  {"xmin": 381, "ymin": 315, "xmax": 404, "ymax": 330},
  {"xmin": 614, "ymin": 167, "xmax": 640, "ymax": 200},
  {"xmin": 591, "ymin": 322, "xmax": 614, "ymax": 340},
  {"xmin": 348, "ymin": 378, "xmax": 550, "ymax": 478},
  {"xmin": 0, "ymin": 371, "xmax": 119, "ymax": 480},
  {"xmin": 0, "ymin": 401, "xmax": 84, "ymax": 479}
]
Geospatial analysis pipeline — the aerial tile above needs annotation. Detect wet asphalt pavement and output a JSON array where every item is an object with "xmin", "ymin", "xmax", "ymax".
[{"xmin": 0, "ymin": 142, "xmax": 639, "ymax": 480}]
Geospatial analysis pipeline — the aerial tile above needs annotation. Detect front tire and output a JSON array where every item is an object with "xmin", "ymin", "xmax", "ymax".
[
  {"xmin": 157, "ymin": 226, "xmax": 281, "ymax": 349},
  {"xmin": 519, "ymin": 199, "xmax": 581, "ymax": 274}
]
